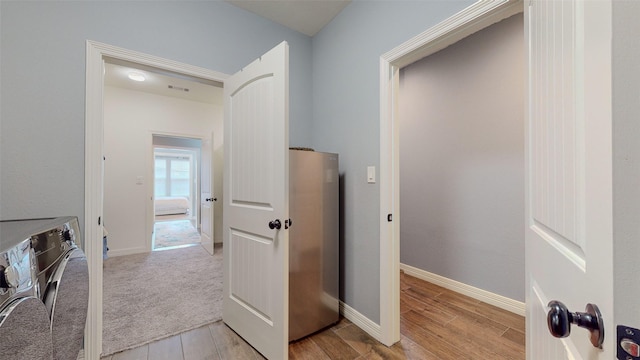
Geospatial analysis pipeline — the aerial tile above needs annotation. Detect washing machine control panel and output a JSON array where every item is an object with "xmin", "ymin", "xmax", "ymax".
[
  {"xmin": 0, "ymin": 238, "xmax": 38, "ymax": 307},
  {"xmin": 2, "ymin": 264, "xmax": 21, "ymax": 288}
]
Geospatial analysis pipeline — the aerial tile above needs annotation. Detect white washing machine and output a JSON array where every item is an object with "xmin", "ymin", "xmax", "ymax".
[{"xmin": 0, "ymin": 228, "xmax": 53, "ymax": 360}]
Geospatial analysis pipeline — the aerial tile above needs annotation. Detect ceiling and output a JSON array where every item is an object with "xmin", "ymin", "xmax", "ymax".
[
  {"xmin": 104, "ymin": 61, "xmax": 223, "ymax": 105},
  {"xmin": 105, "ymin": 1, "xmax": 350, "ymax": 100},
  {"xmin": 226, "ymin": 0, "xmax": 351, "ymax": 37}
]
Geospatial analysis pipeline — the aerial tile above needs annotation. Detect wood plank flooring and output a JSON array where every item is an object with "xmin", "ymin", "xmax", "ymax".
[{"xmin": 102, "ymin": 272, "xmax": 525, "ymax": 359}]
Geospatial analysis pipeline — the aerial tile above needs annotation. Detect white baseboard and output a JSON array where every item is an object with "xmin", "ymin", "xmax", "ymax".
[
  {"xmin": 400, "ymin": 263, "xmax": 525, "ymax": 316},
  {"xmin": 106, "ymin": 247, "xmax": 147, "ymax": 258},
  {"xmin": 339, "ymin": 301, "xmax": 382, "ymax": 342}
]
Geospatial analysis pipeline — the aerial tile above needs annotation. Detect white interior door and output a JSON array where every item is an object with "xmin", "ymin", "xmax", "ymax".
[
  {"xmin": 526, "ymin": 1, "xmax": 613, "ymax": 358},
  {"xmin": 223, "ymin": 41, "xmax": 289, "ymax": 360},
  {"xmin": 200, "ymin": 132, "xmax": 215, "ymax": 255}
]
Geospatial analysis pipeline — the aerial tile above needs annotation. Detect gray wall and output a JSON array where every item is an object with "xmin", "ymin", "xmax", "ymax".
[
  {"xmin": 398, "ymin": 14, "xmax": 524, "ymax": 302},
  {"xmin": 613, "ymin": 1, "xmax": 640, "ymax": 331},
  {"xmin": 0, "ymin": 1, "xmax": 312, "ymax": 224},
  {"xmin": 311, "ymin": 0, "xmax": 474, "ymax": 323}
]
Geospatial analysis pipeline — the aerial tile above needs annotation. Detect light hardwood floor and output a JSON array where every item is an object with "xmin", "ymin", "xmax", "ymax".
[{"xmin": 102, "ymin": 272, "xmax": 525, "ymax": 359}]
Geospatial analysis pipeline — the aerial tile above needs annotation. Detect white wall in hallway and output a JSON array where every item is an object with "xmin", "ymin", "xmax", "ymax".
[{"xmin": 104, "ymin": 86, "xmax": 222, "ymax": 256}]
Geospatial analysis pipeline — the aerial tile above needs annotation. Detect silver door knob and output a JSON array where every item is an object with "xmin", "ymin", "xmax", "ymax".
[{"xmin": 547, "ymin": 300, "xmax": 604, "ymax": 349}]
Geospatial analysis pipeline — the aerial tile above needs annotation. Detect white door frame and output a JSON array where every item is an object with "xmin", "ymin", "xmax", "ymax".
[
  {"xmin": 85, "ymin": 40, "xmax": 228, "ymax": 359},
  {"xmin": 377, "ymin": 0, "xmax": 523, "ymax": 346}
]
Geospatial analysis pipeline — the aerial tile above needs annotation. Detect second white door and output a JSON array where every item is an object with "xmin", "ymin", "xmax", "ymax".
[
  {"xmin": 223, "ymin": 41, "xmax": 290, "ymax": 360},
  {"xmin": 200, "ymin": 132, "xmax": 215, "ymax": 255}
]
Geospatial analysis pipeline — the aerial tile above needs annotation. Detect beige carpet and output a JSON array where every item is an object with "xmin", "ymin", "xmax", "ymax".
[
  {"xmin": 102, "ymin": 245, "xmax": 222, "ymax": 356},
  {"xmin": 153, "ymin": 220, "xmax": 201, "ymax": 249}
]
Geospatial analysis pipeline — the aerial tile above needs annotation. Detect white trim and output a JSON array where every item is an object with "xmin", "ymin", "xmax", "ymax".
[
  {"xmin": 400, "ymin": 263, "xmax": 526, "ymax": 316},
  {"xmin": 105, "ymin": 247, "xmax": 148, "ymax": 258},
  {"xmin": 85, "ymin": 40, "xmax": 228, "ymax": 359},
  {"xmin": 84, "ymin": 41, "xmax": 105, "ymax": 360},
  {"xmin": 339, "ymin": 301, "xmax": 382, "ymax": 342},
  {"xmin": 378, "ymin": 0, "xmax": 524, "ymax": 347},
  {"xmin": 381, "ymin": 0, "xmax": 523, "ymax": 67},
  {"xmin": 378, "ymin": 56, "xmax": 400, "ymax": 346}
]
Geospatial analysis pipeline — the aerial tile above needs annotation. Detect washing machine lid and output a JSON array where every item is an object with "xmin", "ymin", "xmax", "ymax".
[
  {"xmin": 44, "ymin": 247, "xmax": 89, "ymax": 360},
  {"xmin": 0, "ymin": 296, "xmax": 53, "ymax": 360}
]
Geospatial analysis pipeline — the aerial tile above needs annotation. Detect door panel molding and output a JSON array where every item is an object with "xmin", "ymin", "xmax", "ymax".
[{"xmin": 531, "ymin": 222, "xmax": 585, "ymax": 271}]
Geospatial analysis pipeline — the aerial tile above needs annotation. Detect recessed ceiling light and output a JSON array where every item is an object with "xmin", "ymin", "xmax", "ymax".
[{"xmin": 128, "ymin": 72, "xmax": 145, "ymax": 82}]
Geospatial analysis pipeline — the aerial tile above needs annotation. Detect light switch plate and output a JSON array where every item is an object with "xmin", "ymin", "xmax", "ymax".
[{"xmin": 367, "ymin": 166, "xmax": 375, "ymax": 184}]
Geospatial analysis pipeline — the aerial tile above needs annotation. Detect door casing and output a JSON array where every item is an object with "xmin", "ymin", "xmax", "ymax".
[{"xmin": 85, "ymin": 40, "xmax": 228, "ymax": 359}]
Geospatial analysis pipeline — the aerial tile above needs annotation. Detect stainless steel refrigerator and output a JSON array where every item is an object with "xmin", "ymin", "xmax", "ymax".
[{"xmin": 289, "ymin": 149, "xmax": 339, "ymax": 342}]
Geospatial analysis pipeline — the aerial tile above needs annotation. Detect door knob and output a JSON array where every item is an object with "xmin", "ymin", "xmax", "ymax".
[
  {"xmin": 547, "ymin": 300, "xmax": 604, "ymax": 348},
  {"xmin": 268, "ymin": 219, "xmax": 281, "ymax": 230}
]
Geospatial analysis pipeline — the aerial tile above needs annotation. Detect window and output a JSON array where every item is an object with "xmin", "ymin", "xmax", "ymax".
[{"xmin": 154, "ymin": 153, "xmax": 193, "ymax": 198}]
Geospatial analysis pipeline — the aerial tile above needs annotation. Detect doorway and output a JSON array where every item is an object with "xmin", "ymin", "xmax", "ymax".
[
  {"xmin": 102, "ymin": 61, "xmax": 222, "ymax": 256},
  {"xmin": 85, "ymin": 41, "xmax": 229, "ymax": 359},
  {"xmin": 398, "ymin": 12, "xmax": 525, "ymax": 303},
  {"xmin": 377, "ymin": 0, "xmax": 523, "ymax": 346},
  {"xmin": 396, "ymin": 8, "xmax": 525, "ymax": 347},
  {"xmin": 152, "ymin": 137, "xmax": 202, "ymax": 251}
]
